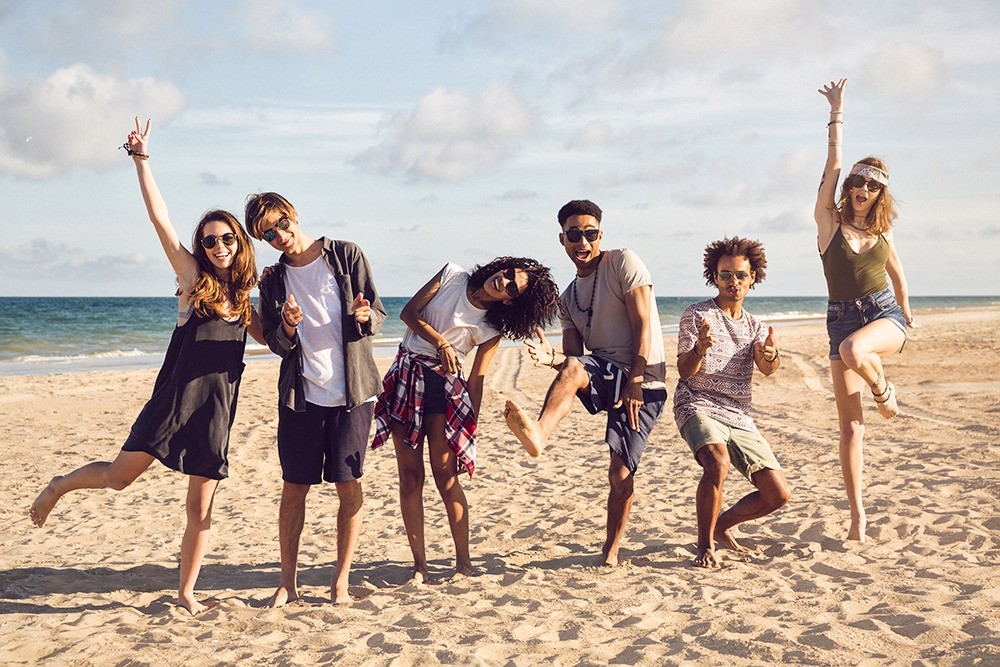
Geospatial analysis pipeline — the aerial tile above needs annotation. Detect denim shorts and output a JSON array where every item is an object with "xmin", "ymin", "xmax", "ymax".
[{"xmin": 826, "ymin": 287, "xmax": 907, "ymax": 360}]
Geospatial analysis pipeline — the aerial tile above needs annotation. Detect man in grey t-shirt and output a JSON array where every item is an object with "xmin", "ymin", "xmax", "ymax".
[
  {"xmin": 504, "ymin": 199, "xmax": 667, "ymax": 567},
  {"xmin": 675, "ymin": 236, "xmax": 790, "ymax": 569}
]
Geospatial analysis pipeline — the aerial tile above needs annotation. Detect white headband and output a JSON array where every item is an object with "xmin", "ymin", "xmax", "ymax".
[{"xmin": 849, "ymin": 163, "xmax": 889, "ymax": 186}]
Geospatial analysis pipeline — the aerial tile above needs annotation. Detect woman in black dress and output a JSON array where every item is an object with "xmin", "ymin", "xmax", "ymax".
[{"xmin": 29, "ymin": 118, "xmax": 263, "ymax": 615}]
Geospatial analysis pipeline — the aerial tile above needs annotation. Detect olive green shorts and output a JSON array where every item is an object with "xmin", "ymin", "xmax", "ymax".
[{"xmin": 679, "ymin": 413, "xmax": 781, "ymax": 481}]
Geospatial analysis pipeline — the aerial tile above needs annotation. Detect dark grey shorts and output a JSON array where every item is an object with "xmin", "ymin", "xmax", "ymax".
[
  {"xmin": 277, "ymin": 401, "xmax": 374, "ymax": 484},
  {"xmin": 575, "ymin": 355, "xmax": 667, "ymax": 474}
]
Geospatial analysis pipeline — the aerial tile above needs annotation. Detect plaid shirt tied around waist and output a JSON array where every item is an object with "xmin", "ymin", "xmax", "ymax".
[{"xmin": 372, "ymin": 346, "xmax": 478, "ymax": 477}]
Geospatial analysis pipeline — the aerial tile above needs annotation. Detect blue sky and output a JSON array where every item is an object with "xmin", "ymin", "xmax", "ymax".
[{"xmin": 1, "ymin": 1, "xmax": 997, "ymax": 297}]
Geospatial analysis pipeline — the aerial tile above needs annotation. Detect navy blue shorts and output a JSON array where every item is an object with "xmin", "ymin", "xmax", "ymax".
[
  {"xmin": 421, "ymin": 369, "xmax": 448, "ymax": 416},
  {"xmin": 575, "ymin": 355, "xmax": 667, "ymax": 474},
  {"xmin": 277, "ymin": 401, "xmax": 374, "ymax": 484},
  {"xmin": 826, "ymin": 287, "xmax": 907, "ymax": 360}
]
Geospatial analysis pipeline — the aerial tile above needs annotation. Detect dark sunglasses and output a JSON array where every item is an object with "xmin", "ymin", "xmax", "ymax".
[
  {"xmin": 262, "ymin": 218, "xmax": 291, "ymax": 242},
  {"xmin": 501, "ymin": 268, "xmax": 521, "ymax": 299},
  {"xmin": 717, "ymin": 270, "xmax": 751, "ymax": 283},
  {"xmin": 845, "ymin": 175, "xmax": 883, "ymax": 192},
  {"xmin": 201, "ymin": 233, "xmax": 237, "ymax": 249},
  {"xmin": 564, "ymin": 228, "xmax": 600, "ymax": 243}
]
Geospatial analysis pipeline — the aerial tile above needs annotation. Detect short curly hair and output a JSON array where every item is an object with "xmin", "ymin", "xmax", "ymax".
[
  {"xmin": 557, "ymin": 200, "xmax": 602, "ymax": 227},
  {"xmin": 468, "ymin": 257, "xmax": 561, "ymax": 340},
  {"xmin": 702, "ymin": 236, "xmax": 767, "ymax": 288}
]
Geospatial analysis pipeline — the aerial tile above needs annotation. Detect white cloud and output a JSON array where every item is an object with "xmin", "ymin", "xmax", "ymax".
[
  {"xmin": 0, "ymin": 63, "xmax": 184, "ymax": 178},
  {"xmin": 355, "ymin": 83, "xmax": 538, "ymax": 182},
  {"xmin": 654, "ymin": 0, "xmax": 830, "ymax": 60},
  {"xmin": 238, "ymin": 0, "xmax": 336, "ymax": 52},
  {"xmin": 498, "ymin": 188, "xmax": 538, "ymax": 200},
  {"xmin": 455, "ymin": 0, "xmax": 622, "ymax": 38},
  {"xmin": 580, "ymin": 171, "xmax": 621, "ymax": 191},
  {"xmin": 675, "ymin": 183, "xmax": 749, "ymax": 207},
  {"xmin": 0, "ymin": 238, "xmax": 152, "ymax": 281},
  {"xmin": 567, "ymin": 120, "xmax": 613, "ymax": 150},
  {"xmin": 862, "ymin": 40, "xmax": 947, "ymax": 100}
]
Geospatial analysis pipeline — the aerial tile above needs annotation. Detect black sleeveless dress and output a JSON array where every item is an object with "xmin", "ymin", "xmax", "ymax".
[{"xmin": 121, "ymin": 311, "xmax": 247, "ymax": 480}]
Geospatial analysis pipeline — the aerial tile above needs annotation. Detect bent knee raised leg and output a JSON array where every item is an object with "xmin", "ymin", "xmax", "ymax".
[{"xmin": 556, "ymin": 357, "xmax": 590, "ymax": 389}]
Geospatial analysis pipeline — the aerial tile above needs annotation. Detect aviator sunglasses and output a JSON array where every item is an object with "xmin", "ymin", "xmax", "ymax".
[
  {"xmin": 201, "ymin": 233, "xmax": 238, "ymax": 249},
  {"xmin": 717, "ymin": 270, "xmax": 751, "ymax": 283},
  {"xmin": 564, "ymin": 228, "xmax": 600, "ymax": 243},
  {"xmin": 262, "ymin": 218, "xmax": 291, "ymax": 242},
  {"xmin": 845, "ymin": 175, "xmax": 883, "ymax": 193},
  {"xmin": 501, "ymin": 268, "xmax": 521, "ymax": 299}
]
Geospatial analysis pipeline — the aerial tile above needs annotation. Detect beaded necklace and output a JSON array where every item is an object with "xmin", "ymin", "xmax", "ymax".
[{"xmin": 571, "ymin": 254, "xmax": 602, "ymax": 329}]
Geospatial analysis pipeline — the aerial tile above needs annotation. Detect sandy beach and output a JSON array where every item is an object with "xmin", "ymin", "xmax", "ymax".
[{"xmin": 2, "ymin": 307, "xmax": 998, "ymax": 665}]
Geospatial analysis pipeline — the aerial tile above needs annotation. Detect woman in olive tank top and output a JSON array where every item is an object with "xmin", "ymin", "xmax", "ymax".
[
  {"xmin": 815, "ymin": 79, "xmax": 913, "ymax": 543},
  {"xmin": 29, "ymin": 118, "xmax": 264, "ymax": 614}
]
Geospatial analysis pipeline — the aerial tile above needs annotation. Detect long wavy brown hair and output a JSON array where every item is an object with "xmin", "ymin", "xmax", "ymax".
[
  {"xmin": 188, "ymin": 210, "xmax": 258, "ymax": 325},
  {"xmin": 837, "ymin": 156, "xmax": 898, "ymax": 236}
]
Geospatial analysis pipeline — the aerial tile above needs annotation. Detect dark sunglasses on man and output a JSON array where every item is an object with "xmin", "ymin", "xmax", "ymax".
[
  {"xmin": 201, "ymin": 233, "xmax": 237, "ymax": 249},
  {"xmin": 564, "ymin": 228, "xmax": 600, "ymax": 243},
  {"xmin": 262, "ymin": 218, "xmax": 292, "ymax": 242},
  {"xmin": 845, "ymin": 175, "xmax": 883, "ymax": 192}
]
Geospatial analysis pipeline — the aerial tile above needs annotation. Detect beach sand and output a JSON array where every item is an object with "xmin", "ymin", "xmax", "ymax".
[{"xmin": 2, "ymin": 308, "xmax": 998, "ymax": 665}]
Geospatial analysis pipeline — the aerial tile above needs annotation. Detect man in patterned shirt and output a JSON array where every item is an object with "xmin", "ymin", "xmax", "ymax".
[{"xmin": 675, "ymin": 236, "xmax": 790, "ymax": 569}]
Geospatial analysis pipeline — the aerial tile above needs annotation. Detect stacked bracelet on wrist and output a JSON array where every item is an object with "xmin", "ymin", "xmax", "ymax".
[
  {"xmin": 119, "ymin": 144, "xmax": 150, "ymax": 160},
  {"xmin": 437, "ymin": 342, "xmax": 451, "ymax": 353},
  {"xmin": 693, "ymin": 347, "xmax": 706, "ymax": 359}
]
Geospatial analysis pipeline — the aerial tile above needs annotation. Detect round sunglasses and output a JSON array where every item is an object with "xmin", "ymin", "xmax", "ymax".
[
  {"xmin": 201, "ymin": 233, "xmax": 237, "ymax": 249},
  {"xmin": 262, "ymin": 218, "xmax": 291, "ymax": 242},
  {"xmin": 845, "ymin": 175, "xmax": 883, "ymax": 192}
]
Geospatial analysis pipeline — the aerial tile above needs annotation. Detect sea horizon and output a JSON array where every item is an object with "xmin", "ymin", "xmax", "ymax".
[{"xmin": 1, "ymin": 295, "xmax": 997, "ymax": 377}]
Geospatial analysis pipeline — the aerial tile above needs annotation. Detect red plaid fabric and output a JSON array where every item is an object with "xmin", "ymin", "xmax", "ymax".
[{"xmin": 371, "ymin": 346, "xmax": 478, "ymax": 477}]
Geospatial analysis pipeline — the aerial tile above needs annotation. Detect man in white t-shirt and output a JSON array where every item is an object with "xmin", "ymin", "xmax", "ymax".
[
  {"xmin": 246, "ymin": 192, "xmax": 385, "ymax": 605},
  {"xmin": 504, "ymin": 199, "xmax": 667, "ymax": 567},
  {"xmin": 674, "ymin": 236, "xmax": 790, "ymax": 569}
]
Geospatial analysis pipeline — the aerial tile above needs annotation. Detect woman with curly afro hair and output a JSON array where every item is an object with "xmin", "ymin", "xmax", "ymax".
[{"xmin": 372, "ymin": 256, "xmax": 559, "ymax": 580}]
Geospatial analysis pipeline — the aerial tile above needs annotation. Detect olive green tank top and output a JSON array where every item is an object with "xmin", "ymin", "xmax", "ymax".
[{"xmin": 821, "ymin": 225, "xmax": 889, "ymax": 300}]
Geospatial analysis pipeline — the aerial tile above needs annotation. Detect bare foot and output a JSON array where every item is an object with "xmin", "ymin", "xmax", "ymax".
[
  {"xmin": 266, "ymin": 585, "xmax": 298, "ymax": 608},
  {"xmin": 600, "ymin": 546, "xmax": 620, "ymax": 567},
  {"xmin": 454, "ymin": 562, "xmax": 475, "ymax": 578},
  {"xmin": 714, "ymin": 528, "xmax": 750, "ymax": 555},
  {"xmin": 331, "ymin": 583, "xmax": 352, "ymax": 605},
  {"xmin": 409, "ymin": 565, "xmax": 429, "ymax": 585},
  {"xmin": 873, "ymin": 381, "xmax": 899, "ymax": 419},
  {"xmin": 29, "ymin": 476, "xmax": 65, "ymax": 527},
  {"xmin": 178, "ymin": 593, "xmax": 217, "ymax": 616},
  {"xmin": 503, "ymin": 400, "xmax": 544, "ymax": 457},
  {"xmin": 847, "ymin": 513, "xmax": 867, "ymax": 543},
  {"xmin": 693, "ymin": 547, "xmax": 721, "ymax": 569}
]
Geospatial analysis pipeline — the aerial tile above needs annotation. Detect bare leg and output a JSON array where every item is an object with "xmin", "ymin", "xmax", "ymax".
[
  {"xmin": 504, "ymin": 357, "xmax": 590, "ymax": 456},
  {"xmin": 838, "ymin": 320, "xmax": 905, "ymax": 419},
  {"xmin": 29, "ymin": 450, "xmax": 155, "ymax": 527},
  {"xmin": 602, "ymin": 452, "xmax": 634, "ymax": 567},
  {"xmin": 714, "ymin": 469, "xmax": 790, "ymax": 552},
  {"xmin": 178, "ymin": 475, "xmax": 220, "ymax": 615},
  {"xmin": 831, "ymin": 359, "xmax": 868, "ymax": 542},
  {"xmin": 331, "ymin": 479, "xmax": 364, "ymax": 604},
  {"xmin": 268, "ymin": 482, "xmax": 309, "ymax": 608},
  {"xmin": 426, "ymin": 414, "xmax": 473, "ymax": 576},
  {"xmin": 392, "ymin": 425, "xmax": 428, "ymax": 584},
  {"xmin": 693, "ymin": 443, "xmax": 729, "ymax": 568}
]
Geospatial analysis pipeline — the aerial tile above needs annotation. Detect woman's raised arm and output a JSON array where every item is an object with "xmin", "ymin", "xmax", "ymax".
[
  {"xmin": 815, "ymin": 78, "xmax": 846, "ymax": 229},
  {"xmin": 127, "ymin": 117, "xmax": 200, "ymax": 293}
]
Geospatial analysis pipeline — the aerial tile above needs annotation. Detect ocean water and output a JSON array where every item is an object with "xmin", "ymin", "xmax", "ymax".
[{"xmin": 0, "ymin": 295, "xmax": 996, "ymax": 376}]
